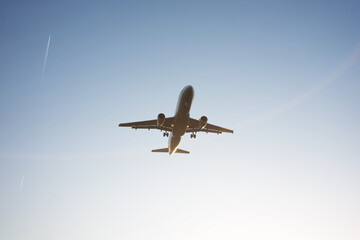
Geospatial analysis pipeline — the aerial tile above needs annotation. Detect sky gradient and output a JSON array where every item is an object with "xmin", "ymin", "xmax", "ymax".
[{"xmin": 1, "ymin": 1, "xmax": 360, "ymax": 239}]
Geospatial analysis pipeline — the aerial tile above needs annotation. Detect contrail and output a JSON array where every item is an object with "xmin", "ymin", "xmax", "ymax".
[
  {"xmin": 20, "ymin": 176, "xmax": 24, "ymax": 192},
  {"xmin": 42, "ymin": 35, "xmax": 51, "ymax": 77},
  {"xmin": 239, "ymin": 42, "xmax": 360, "ymax": 129}
]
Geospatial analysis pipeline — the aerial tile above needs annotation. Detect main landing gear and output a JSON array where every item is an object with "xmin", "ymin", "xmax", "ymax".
[
  {"xmin": 190, "ymin": 133, "xmax": 197, "ymax": 139},
  {"xmin": 163, "ymin": 132, "xmax": 169, "ymax": 137}
]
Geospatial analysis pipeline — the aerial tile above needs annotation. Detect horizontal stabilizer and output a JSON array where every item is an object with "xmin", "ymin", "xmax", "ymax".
[
  {"xmin": 152, "ymin": 148, "xmax": 169, "ymax": 153},
  {"xmin": 151, "ymin": 148, "xmax": 190, "ymax": 154},
  {"xmin": 175, "ymin": 148, "xmax": 190, "ymax": 154}
]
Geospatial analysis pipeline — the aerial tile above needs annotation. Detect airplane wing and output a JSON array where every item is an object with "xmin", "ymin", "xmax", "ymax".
[
  {"xmin": 119, "ymin": 117, "xmax": 174, "ymax": 131},
  {"xmin": 187, "ymin": 118, "xmax": 234, "ymax": 134}
]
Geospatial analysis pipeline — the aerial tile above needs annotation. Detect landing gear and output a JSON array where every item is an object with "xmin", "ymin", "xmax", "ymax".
[
  {"xmin": 163, "ymin": 132, "xmax": 169, "ymax": 137},
  {"xmin": 190, "ymin": 133, "xmax": 197, "ymax": 139}
]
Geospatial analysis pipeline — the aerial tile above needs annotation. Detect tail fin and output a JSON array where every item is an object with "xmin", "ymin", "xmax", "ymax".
[{"xmin": 152, "ymin": 148, "xmax": 190, "ymax": 154}]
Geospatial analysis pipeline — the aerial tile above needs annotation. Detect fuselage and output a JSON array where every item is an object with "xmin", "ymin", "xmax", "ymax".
[{"xmin": 168, "ymin": 85, "xmax": 194, "ymax": 155}]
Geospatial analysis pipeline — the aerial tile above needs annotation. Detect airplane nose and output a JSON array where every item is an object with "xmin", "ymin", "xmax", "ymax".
[
  {"xmin": 185, "ymin": 86, "xmax": 194, "ymax": 99},
  {"xmin": 187, "ymin": 85, "xmax": 194, "ymax": 94}
]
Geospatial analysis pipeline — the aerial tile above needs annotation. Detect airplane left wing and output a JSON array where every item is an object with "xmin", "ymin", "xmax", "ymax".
[
  {"xmin": 119, "ymin": 117, "xmax": 174, "ymax": 131},
  {"xmin": 187, "ymin": 118, "xmax": 234, "ymax": 134}
]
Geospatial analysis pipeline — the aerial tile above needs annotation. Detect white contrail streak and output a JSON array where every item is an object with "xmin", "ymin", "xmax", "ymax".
[
  {"xmin": 42, "ymin": 35, "xmax": 51, "ymax": 77},
  {"xmin": 20, "ymin": 176, "xmax": 24, "ymax": 192},
  {"xmin": 240, "ymin": 43, "xmax": 360, "ymax": 129}
]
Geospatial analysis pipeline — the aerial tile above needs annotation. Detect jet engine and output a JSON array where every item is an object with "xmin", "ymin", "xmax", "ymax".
[
  {"xmin": 157, "ymin": 113, "xmax": 165, "ymax": 127},
  {"xmin": 199, "ymin": 116, "xmax": 208, "ymax": 129}
]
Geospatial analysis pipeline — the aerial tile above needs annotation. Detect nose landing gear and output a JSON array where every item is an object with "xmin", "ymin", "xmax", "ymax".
[{"xmin": 163, "ymin": 132, "xmax": 169, "ymax": 137}]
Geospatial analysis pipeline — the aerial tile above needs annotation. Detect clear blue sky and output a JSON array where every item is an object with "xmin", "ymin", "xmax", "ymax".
[{"xmin": 1, "ymin": 1, "xmax": 360, "ymax": 239}]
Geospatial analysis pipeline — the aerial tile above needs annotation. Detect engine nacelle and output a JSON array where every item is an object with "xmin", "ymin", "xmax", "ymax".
[
  {"xmin": 157, "ymin": 113, "xmax": 165, "ymax": 127},
  {"xmin": 199, "ymin": 116, "xmax": 208, "ymax": 130}
]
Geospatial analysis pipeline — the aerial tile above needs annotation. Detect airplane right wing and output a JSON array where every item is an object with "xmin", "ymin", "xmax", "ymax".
[{"xmin": 187, "ymin": 118, "xmax": 234, "ymax": 134}]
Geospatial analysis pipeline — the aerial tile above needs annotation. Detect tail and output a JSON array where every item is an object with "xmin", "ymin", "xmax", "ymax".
[{"xmin": 152, "ymin": 148, "xmax": 190, "ymax": 154}]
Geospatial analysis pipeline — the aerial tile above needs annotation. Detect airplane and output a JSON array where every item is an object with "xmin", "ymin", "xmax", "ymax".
[{"xmin": 118, "ymin": 85, "xmax": 233, "ymax": 155}]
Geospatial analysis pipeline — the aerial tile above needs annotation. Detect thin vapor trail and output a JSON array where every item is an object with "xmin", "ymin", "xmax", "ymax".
[
  {"xmin": 42, "ymin": 35, "xmax": 51, "ymax": 77},
  {"xmin": 240, "ymin": 43, "xmax": 360, "ymax": 129},
  {"xmin": 20, "ymin": 176, "xmax": 24, "ymax": 192}
]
